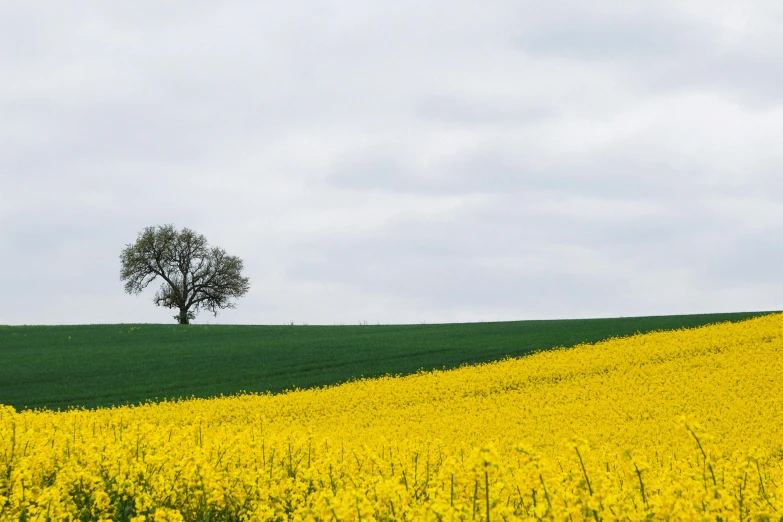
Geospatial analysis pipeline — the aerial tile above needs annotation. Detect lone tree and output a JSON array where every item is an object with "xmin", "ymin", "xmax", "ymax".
[{"xmin": 120, "ymin": 225, "xmax": 250, "ymax": 324}]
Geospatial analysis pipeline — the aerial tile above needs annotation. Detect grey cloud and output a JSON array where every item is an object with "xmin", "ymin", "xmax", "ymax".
[
  {"xmin": 438, "ymin": 153, "xmax": 687, "ymax": 197},
  {"xmin": 693, "ymin": 229, "xmax": 783, "ymax": 287},
  {"xmin": 291, "ymin": 245, "xmax": 623, "ymax": 311},
  {"xmin": 513, "ymin": 8, "xmax": 783, "ymax": 103},
  {"xmin": 2, "ymin": 99, "xmax": 216, "ymax": 177},
  {"xmin": 288, "ymin": 196, "xmax": 678, "ymax": 297},
  {"xmin": 327, "ymin": 148, "xmax": 693, "ymax": 198},
  {"xmin": 325, "ymin": 155, "xmax": 418, "ymax": 193},
  {"xmin": 517, "ymin": 17, "xmax": 694, "ymax": 59},
  {"xmin": 643, "ymin": 51, "xmax": 783, "ymax": 104},
  {"xmin": 414, "ymin": 94, "xmax": 553, "ymax": 126},
  {"xmin": 287, "ymin": 189, "xmax": 773, "ymax": 315}
]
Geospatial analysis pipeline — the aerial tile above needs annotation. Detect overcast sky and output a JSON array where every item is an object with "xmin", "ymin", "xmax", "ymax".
[{"xmin": 2, "ymin": 1, "xmax": 782, "ymax": 325}]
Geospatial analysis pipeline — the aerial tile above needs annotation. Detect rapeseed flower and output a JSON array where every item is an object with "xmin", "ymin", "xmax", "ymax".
[{"xmin": 1, "ymin": 314, "xmax": 782, "ymax": 520}]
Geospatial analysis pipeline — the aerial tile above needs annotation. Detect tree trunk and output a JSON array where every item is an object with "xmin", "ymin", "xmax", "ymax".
[{"xmin": 178, "ymin": 309, "xmax": 190, "ymax": 325}]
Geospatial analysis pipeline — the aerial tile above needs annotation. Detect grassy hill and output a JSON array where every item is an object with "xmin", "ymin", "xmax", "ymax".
[{"xmin": 0, "ymin": 311, "xmax": 772, "ymax": 410}]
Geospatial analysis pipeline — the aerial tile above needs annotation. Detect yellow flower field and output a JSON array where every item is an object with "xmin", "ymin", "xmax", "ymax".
[{"xmin": 2, "ymin": 314, "xmax": 782, "ymax": 521}]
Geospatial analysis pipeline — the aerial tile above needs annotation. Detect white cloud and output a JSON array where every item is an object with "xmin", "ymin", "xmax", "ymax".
[{"xmin": 1, "ymin": 0, "xmax": 781, "ymax": 325}]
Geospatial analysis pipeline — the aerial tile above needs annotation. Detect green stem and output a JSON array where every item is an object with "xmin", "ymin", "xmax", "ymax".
[
  {"xmin": 633, "ymin": 462, "xmax": 647, "ymax": 506},
  {"xmin": 485, "ymin": 471, "xmax": 490, "ymax": 522}
]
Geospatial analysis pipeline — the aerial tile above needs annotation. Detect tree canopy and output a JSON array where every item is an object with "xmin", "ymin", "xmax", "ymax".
[{"xmin": 120, "ymin": 225, "xmax": 250, "ymax": 324}]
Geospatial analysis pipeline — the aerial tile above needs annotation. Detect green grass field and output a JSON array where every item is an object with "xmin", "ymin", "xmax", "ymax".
[{"xmin": 0, "ymin": 311, "xmax": 773, "ymax": 410}]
